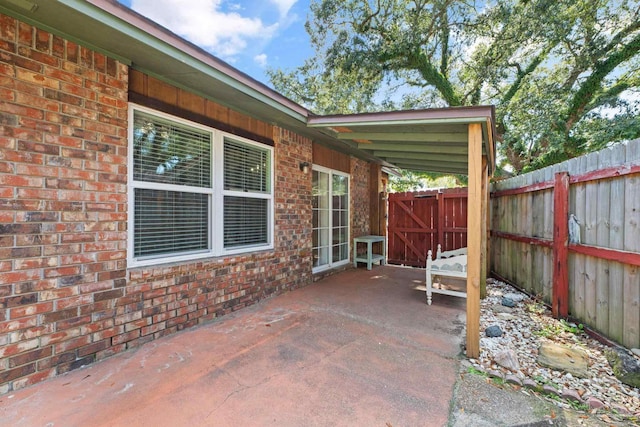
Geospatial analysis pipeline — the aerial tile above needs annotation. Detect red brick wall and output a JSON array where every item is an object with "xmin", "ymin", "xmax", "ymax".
[
  {"xmin": 351, "ymin": 157, "xmax": 371, "ymax": 239},
  {"xmin": 0, "ymin": 14, "xmax": 129, "ymax": 392},
  {"xmin": 0, "ymin": 14, "xmax": 373, "ymax": 393}
]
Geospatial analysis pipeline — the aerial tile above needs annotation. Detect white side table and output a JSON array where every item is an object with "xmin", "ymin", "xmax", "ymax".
[{"xmin": 353, "ymin": 235, "xmax": 386, "ymax": 270}]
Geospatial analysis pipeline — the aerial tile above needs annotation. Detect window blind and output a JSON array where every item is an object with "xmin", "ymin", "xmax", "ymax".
[
  {"xmin": 223, "ymin": 196, "xmax": 268, "ymax": 248},
  {"xmin": 224, "ymin": 138, "xmax": 269, "ymax": 193},
  {"xmin": 134, "ymin": 189, "xmax": 209, "ymax": 257},
  {"xmin": 133, "ymin": 110, "xmax": 211, "ymax": 187}
]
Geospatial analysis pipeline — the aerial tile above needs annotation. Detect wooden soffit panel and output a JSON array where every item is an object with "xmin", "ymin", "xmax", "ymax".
[{"xmin": 308, "ymin": 106, "xmax": 496, "ymax": 176}]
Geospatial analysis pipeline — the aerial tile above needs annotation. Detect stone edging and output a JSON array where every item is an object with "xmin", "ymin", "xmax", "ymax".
[{"xmin": 469, "ymin": 363, "xmax": 632, "ymax": 416}]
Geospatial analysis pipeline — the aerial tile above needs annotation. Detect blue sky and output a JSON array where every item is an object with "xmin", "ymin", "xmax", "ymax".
[{"xmin": 118, "ymin": 0, "xmax": 313, "ymax": 86}]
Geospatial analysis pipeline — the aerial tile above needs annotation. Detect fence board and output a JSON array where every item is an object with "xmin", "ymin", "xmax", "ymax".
[
  {"xmin": 451, "ymin": 192, "xmax": 469, "ymax": 250},
  {"xmin": 584, "ymin": 153, "xmax": 599, "ymax": 326},
  {"xmin": 498, "ymin": 194, "xmax": 508, "ymax": 279},
  {"xmin": 570, "ymin": 157, "xmax": 586, "ymax": 321},
  {"xmin": 490, "ymin": 195, "xmax": 500, "ymax": 273},
  {"xmin": 623, "ymin": 143, "xmax": 640, "ymax": 347},
  {"xmin": 522, "ymin": 191, "xmax": 533, "ymax": 293},
  {"xmin": 510, "ymin": 194, "xmax": 518, "ymax": 281},
  {"xmin": 530, "ymin": 178, "xmax": 544, "ymax": 296},
  {"xmin": 595, "ymin": 149, "xmax": 612, "ymax": 334},
  {"xmin": 542, "ymin": 168, "xmax": 555, "ymax": 303},
  {"xmin": 608, "ymin": 144, "xmax": 627, "ymax": 343}
]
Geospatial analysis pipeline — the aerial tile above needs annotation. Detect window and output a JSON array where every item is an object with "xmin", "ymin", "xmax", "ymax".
[
  {"xmin": 128, "ymin": 106, "xmax": 273, "ymax": 267},
  {"xmin": 223, "ymin": 138, "xmax": 271, "ymax": 249},
  {"xmin": 312, "ymin": 166, "xmax": 350, "ymax": 272}
]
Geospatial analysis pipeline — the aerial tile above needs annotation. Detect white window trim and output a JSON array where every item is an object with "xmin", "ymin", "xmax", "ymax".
[
  {"xmin": 127, "ymin": 104, "xmax": 274, "ymax": 268},
  {"xmin": 311, "ymin": 164, "xmax": 351, "ymax": 274},
  {"xmin": 216, "ymin": 135, "xmax": 274, "ymax": 256}
]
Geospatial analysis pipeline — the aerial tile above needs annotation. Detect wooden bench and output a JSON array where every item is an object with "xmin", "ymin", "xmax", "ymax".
[{"xmin": 425, "ymin": 245, "xmax": 467, "ymax": 305}]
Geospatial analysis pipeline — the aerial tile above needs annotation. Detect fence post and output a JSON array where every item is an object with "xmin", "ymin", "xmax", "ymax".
[
  {"xmin": 437, "ymin": 192, "xmax": 444, "ymax": 248},
  {"xmin": 553, "ymin": 172, "xmax": 570, "ymax": 318},
  {"xmin": 481, "ymin": 157, "xmax": 488, "ymax": 299},
  {"xmin": 466, "ymin": 123, "xmax": 483, "ymax": 358}
]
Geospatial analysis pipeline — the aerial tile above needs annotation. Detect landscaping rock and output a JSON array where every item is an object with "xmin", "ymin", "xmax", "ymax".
[
  {"xmin": 488, "ymin": 369, "xmax": 504, "ymax": 380},
  {"xmin": 485, "ymin": 325, "xmax": 503, "ymax": 337},
  {"xmin": 503, "ymin": 292, "xmax": 527, "ymax": 302},
  {"xmin": 491, "ymin": 304, "xmax": 513, "ymax": 314},
  {"xmin": 606, "ymin": 348, "xmax": 640, "ymax": 389},
  {"xmin": 631, "ymin": 348, "xmax": 640, "ymax": 357},
  {"xmin": 542, "ymin": 384, "xmax": 560, "ymax": 396},
  {"xmin": 505, "ymin": 374, "xmax": 522, "ymax": 386},
  {"xmin": 496, "ymin": 313, "xmax": 517, "ymax": 321},
  {"xmin": 586, "ymin": 397, "xmax": 605, "ymax": 409},
  {"xmin": 611, "ymin": 404, "xmax": 630, "ymax": 415},
  {"xmin": 537, "ymin": 342, "xmax": 589, "ymax": 378},
  {"xmin": 523, "ymin": 378, "xmax": 539, "ymax": 390},
  {"xmin": 494, "ymin": 349, "xmax": 520, "ymax": 372},
  {"xmin": 561, "ymin": 388, "xmax": 582, "ymax": 403},
  {"xmin": 501, "ymin": 296, "xmax": 515, "ymax": 307}
]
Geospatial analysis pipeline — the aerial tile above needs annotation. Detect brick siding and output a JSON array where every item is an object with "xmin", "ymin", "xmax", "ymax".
[
  {"xmin": 351, "ymin": 157, "xmax": 371, "ymax": 240},
  {"xmin": 0, "ymin": 14, "xmax": 129, "ymax": 392}
]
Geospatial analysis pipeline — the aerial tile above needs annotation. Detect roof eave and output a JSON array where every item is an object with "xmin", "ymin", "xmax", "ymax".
[{"xmin": 82, "ymin": 0, "xmax": 310, "ymax": 122}]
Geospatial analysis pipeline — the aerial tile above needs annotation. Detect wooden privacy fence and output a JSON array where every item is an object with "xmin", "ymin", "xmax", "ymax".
[
  {"xmin": 387, "ymin": 189, "xmax": 467, "ymax": 268},
  {"xmin": 491, "ymin": 138, "xmax": 640, "ymax": 349}
]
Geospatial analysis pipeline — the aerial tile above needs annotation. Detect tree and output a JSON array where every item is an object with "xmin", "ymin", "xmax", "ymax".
[
  {"xmin": 388, "ymin": 170, "xmax": 465, "ymax": 192},
  {"xmin": 268, "ymin": 0, "xmax": 640, "ymax": 174}
]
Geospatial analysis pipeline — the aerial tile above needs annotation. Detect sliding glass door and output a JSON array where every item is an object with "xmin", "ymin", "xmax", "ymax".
[{"xmin": 312, "ymin": 166, "xmax": 349, "ymax": 272}]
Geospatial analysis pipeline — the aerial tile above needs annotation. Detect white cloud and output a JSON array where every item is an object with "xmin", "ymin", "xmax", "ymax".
[
  {"xmin": 254, "ymin": 53, "xmax": 268, "ymax": 67},
  {"xmin": 269, "ymin": 0, "xmax": 297, "ymax": 17},
  {"xmin": 130, "ymin": 0, "xmax": 278, "ymax": 59}
]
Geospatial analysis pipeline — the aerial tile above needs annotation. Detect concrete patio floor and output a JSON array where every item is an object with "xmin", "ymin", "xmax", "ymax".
[{"xmin": 0, "ymin": 265, "xmax": 467, "ymax": 427}]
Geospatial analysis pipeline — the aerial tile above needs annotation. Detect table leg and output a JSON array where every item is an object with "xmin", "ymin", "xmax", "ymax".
[
  {"xmin": 353, "ymin": 241, "xmax": 357, "ymax": 268},
  {"xmin": 382, "ymin": 238, "xmax": 386, "ymax": 266}
]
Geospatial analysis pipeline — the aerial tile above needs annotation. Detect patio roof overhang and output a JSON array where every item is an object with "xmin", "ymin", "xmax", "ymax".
[{"xmin": 308, "ymin": 106, "xmax": 497, "ymax": 176}]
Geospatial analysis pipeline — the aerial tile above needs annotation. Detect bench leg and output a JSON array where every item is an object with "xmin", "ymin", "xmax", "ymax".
[{"xmin": 426, "ymin": 272, "xmax": 433, "ymax": 305}]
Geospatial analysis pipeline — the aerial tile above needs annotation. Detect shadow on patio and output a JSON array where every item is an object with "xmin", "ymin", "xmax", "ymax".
[{"xmin": 0, "ymin": 266, "xmax": 466, "ymax": 427}]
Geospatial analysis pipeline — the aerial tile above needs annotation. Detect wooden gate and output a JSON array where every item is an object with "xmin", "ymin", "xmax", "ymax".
[{"xmin": 387, "ymin": 189, "xmax": 468, "ymax": 267}]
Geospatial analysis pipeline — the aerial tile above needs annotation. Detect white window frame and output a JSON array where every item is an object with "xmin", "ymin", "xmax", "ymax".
[
  {"xmin": 217, "ymin": 135, "xmax": 274, "ymax": 255},
  {"xmin": 312, "ymin": 165, "xmax": 351, "ymax": 274},
  {"xmin": 127, "ymin": 104, "xmax": 274, "ymax": 268}
]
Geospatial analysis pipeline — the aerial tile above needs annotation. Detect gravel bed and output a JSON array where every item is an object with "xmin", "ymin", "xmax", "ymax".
[{"xmin": 468, "ymin": 278, "xmax": 640, "ymax": 424}]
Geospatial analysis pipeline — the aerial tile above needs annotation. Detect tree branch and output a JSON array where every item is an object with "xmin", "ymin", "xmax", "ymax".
[
  {"xmin": 405, "ymin": 48, "xmax": 461, "ymax": 106},
  {"xmin": 598, "ymin": 19, "xmax": 640, "ymax": 57},
  {"xmin": 501, "ymin": 47, "xmax": 551, "ymax": 106},
  {"xmin": 585, "ymin": 76, "xmax": 640, "ymax": 112},
  {"xmin": 565, "ymin": 31, "xmax": 640, "ymax": 130},
  {"xmin": 439, "ymin": 3, "xmax": 449, "ymax": 75}
]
